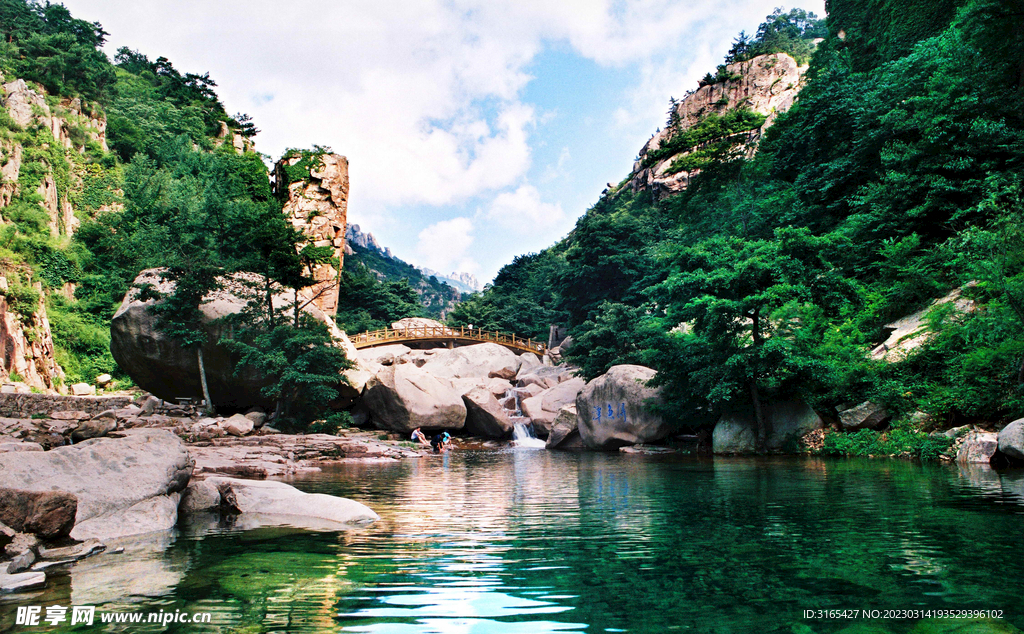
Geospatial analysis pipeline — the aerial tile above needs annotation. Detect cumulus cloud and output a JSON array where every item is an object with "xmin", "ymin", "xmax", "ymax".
[
  {"xmin": 415, "ymin": 217, "xmax": 478, "ymax": 274},
  {"xmin": 486, "ymin": 185, "xmax": 564, "ymax": 230}
]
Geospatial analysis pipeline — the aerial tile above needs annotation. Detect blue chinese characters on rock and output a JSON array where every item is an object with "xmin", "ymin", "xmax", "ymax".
[{"xmin": 593, "ymin": 403, "xmax": 628, "ymax": 423}]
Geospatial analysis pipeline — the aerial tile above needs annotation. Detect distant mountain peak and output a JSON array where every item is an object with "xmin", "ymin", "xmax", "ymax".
[
  {"xmin": 345, "ymin": 224, "xmax": 393, "ymax": 259},
  {"xmin": 417, "ymin": 267, "xmax": 482, "ymax": 293}
]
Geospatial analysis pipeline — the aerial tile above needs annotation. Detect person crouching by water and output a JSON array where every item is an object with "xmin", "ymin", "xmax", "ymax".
[
  {"xmin": 431, "ymin": 431, "xmax": 452, "ymax": 453},
  {"xmin": 411, "ymin": 427, "xmax": 429, "ymax": 447}
]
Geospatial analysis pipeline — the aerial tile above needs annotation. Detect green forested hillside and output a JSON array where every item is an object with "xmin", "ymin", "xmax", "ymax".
[
  {"xmin": 0, "ymin": 0, "xmax": 349, "ymax": 425},
  {"xmin": 338, "ymin": 243, "xmax": 462, "ymax": 331},
  {"xmin": 454, "ymin": 0, "xmax": 1024, "ymax": 449}
]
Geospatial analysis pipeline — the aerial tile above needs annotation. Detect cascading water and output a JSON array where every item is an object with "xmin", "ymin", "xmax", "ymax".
[{"xmin": 501, "ymin": 387, "xmax": 546, "ymax": 448}]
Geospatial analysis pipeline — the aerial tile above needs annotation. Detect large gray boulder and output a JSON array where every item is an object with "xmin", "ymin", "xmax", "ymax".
[
  {"xmin": 712, "ymin": 401, "xmax": 822, "ymax": 454},
  {"xmin": 546, "ymin": 405, "xmax": 585, "ymax": 450},
  {"xmin": 462, "ymin": 386, "xmax": 514, "ymax": 438},
  {"xmin": 521, "ymin": 377, "xmax": 585, "ymax": 437},
  {"xmin": 516, "ymin": 363, "xmax": 567, "ymax": 386},
  {"xmin": 357, "ymin": 344, "xmax": 412, "ymax": 366},
  {"xmin": 576, "ymin": 365, "xmax": 671, "ymax": 450},
  {"xmin": 959, "ymin": 431, "xmax": 1000, "ymax": 464},
  {"xmin": 838, "ymin": 401, "xmax": 890, "ymax": 431},
  {"xmin": 997, "ymin": 418, "xmax": 1024, "ymax": 461},
  {"xmin": 420, "ymin": 343, "xmax": 520, "ymax": 380},
  {"xmin": 110, "ymin": 269, "xmax": 370, "ymax": 410},
  {"xmin": 361, "ymin": 363, "xmax": 466, "ymax": 432},
  {"xmin": 391, "ymin": 317, "xmax": 448, "ymax": 332},
  {"xmin": 203, "ymin": 477, "xmax": 378, "ymax": 527},
  {"xmin": 0, "ymin": 429, "xmax": 193, "ymax": 540}
]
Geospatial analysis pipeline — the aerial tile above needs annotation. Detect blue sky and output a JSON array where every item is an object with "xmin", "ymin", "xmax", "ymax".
[{"xmin": 62, "ymin": 0, "xmax": 825, "ymax": 283}]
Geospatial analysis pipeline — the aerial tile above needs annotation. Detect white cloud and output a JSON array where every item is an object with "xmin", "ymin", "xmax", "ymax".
[
  {"xmin": 415, "ymin": 217, "xmax": 478, "ymax": 274},
  {"xmin": 540, "ymin": 147, "xmax": 571, "ymax": 183},
  {"xmin": 486, "ymin": 185, "xmax": 564, "ymax": 230},
  {"xmin": 63, "ymin": 0, "xmax": 811, "ymax": 211}
]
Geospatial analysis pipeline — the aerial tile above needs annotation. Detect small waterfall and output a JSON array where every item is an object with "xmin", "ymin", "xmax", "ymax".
[{"xmin": 502, "ymin": 387, "xmax": 546, "ymax": 449}]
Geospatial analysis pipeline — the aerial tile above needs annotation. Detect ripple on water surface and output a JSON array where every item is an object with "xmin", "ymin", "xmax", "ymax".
[{"xmin": 3, "ymin": 451, "xmax": 1023, "ymax": 633}]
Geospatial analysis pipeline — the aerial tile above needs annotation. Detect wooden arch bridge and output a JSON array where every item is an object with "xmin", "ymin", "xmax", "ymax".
[{"xmin": 350, "ymin": 325, "xmax": 547, "ymax": 355}]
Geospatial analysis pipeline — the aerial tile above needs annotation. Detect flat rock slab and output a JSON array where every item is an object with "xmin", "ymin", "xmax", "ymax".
[
  {"xmin": 619, "ymin": 445, "xmax": 678, "ymax": 455},
  {"xmin": 38, "ymin": 538, "xmax": 105, "ymax": 561},
  {"xmin": 0, "ymin": 571, "xmax": 46, "ymax": 593},
  {"xmin": 203, "ymin": 476, "xmax": 379, "ymax": 527},
  {"xmin": 0, "ymin": 442, "xmax": 42, "ymax": 453},
  {"xmin": 188, "ymin": 431, "xmax": 421, "ymax": 478}
]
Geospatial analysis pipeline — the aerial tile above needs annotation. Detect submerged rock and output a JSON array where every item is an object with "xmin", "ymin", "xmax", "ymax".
[
  {"xmin": 713, "ymin": 401, "xmax": 822, "ymax": 454},
  {"xmin": 202, "ymin": 477, "xmax": 378, "ymax": 527},
  {"xmin": 576, "ymin": 365, "xmax": 670, "ymax": 450},
  {"xmin": 0, "ymin": 570, "xmax": 46, "ymax": 593}
]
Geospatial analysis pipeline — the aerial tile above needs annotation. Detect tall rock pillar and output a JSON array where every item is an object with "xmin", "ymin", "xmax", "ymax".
[{"xmin": 273, "ymin": 152, "xmax": 349, "ymax": 315}]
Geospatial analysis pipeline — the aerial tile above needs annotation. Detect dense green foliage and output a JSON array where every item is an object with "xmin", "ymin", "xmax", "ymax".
[
  {"xmin": 0, "ymin": 0, "xmax": 356, "ymax": 426},
  {"xmin": 449, "ymin": 250, "xmax": 568, "ymax": 341},
  {"xmin": 459, "ymin": 0, "xmax": 1024, "ymax": 453},
  {"xmin": 821, "ymin": 418, "xmax": 955, "ymax": 460},
  {"xmin": 642, "ymin": 108, "xmax": 767, "ymax": 170},
  {"xmin": 224, "ymin": 321, "xmax": 353, "ymax": 428},
  {"xmin": 335, "ymin": 262, "xmax": 423, "ymax": 333},
  {"xmin": 342, "ymin": 242, "xmax": 462, "ymax": 324},
  {"xmin": 0, "ymin": 0, "xmax": 114, "ymax": 101}
]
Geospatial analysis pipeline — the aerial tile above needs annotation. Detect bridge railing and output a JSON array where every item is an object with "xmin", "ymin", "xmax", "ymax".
[{"xmin": 351, "ymin": 326, "xmax": 547, "ymax": 354}]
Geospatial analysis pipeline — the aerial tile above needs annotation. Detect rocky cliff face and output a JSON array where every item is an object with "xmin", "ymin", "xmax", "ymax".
[
  {"xmin": 1, "ymin": 75, "xmax": 107, "ymax": 237},
  {"xmin": 0, "ymin": 74, "xmax": 110, "ymax": 392},
  {"xmin": 0, "ymin": 281, "xmax": 64, "ymax": 393},
  {"xmin": 273, "ymin": 152, "xmax": 349, "ymax": 315},
  {"xmin": 214, "ymin": 121, "xmax": 253, "ymax": 154},
  {"xmin": 628, "ymin": 53, "xmax": 806, "ymax": 198}
]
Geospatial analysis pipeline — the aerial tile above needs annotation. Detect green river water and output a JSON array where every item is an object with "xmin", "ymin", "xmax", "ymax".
[{"xmin": 3, "ymin": 450, "xmax": 1024, "ymax": 633}]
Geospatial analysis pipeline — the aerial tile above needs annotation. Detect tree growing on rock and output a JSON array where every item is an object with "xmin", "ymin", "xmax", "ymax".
[
  {"xmin": 225, "ymin": 320, "xmax": 353, "ymax": 426},
  {"xmin": 649, "ymin": 228, "xmax": 852, "ymax": 451}
]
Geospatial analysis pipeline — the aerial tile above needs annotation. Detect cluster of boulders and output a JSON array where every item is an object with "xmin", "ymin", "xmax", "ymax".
[
  {"xmin": 0, "ymin": 394, "xmax": 272, "ymax": 450},
  {"xmin": 350, "ymin": 323, "xmax": 675, "ymax": 451},
  {"xmin": 0, "ymin": 424, "xmax": 381, "ymax": 593},
  {"xmin": 956, "ymin": 418, "xmax": 1024, "ymax": 465},
  {"xmin": 355, "ymin": 339, "xmax": 545, "ymax": 437}
]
